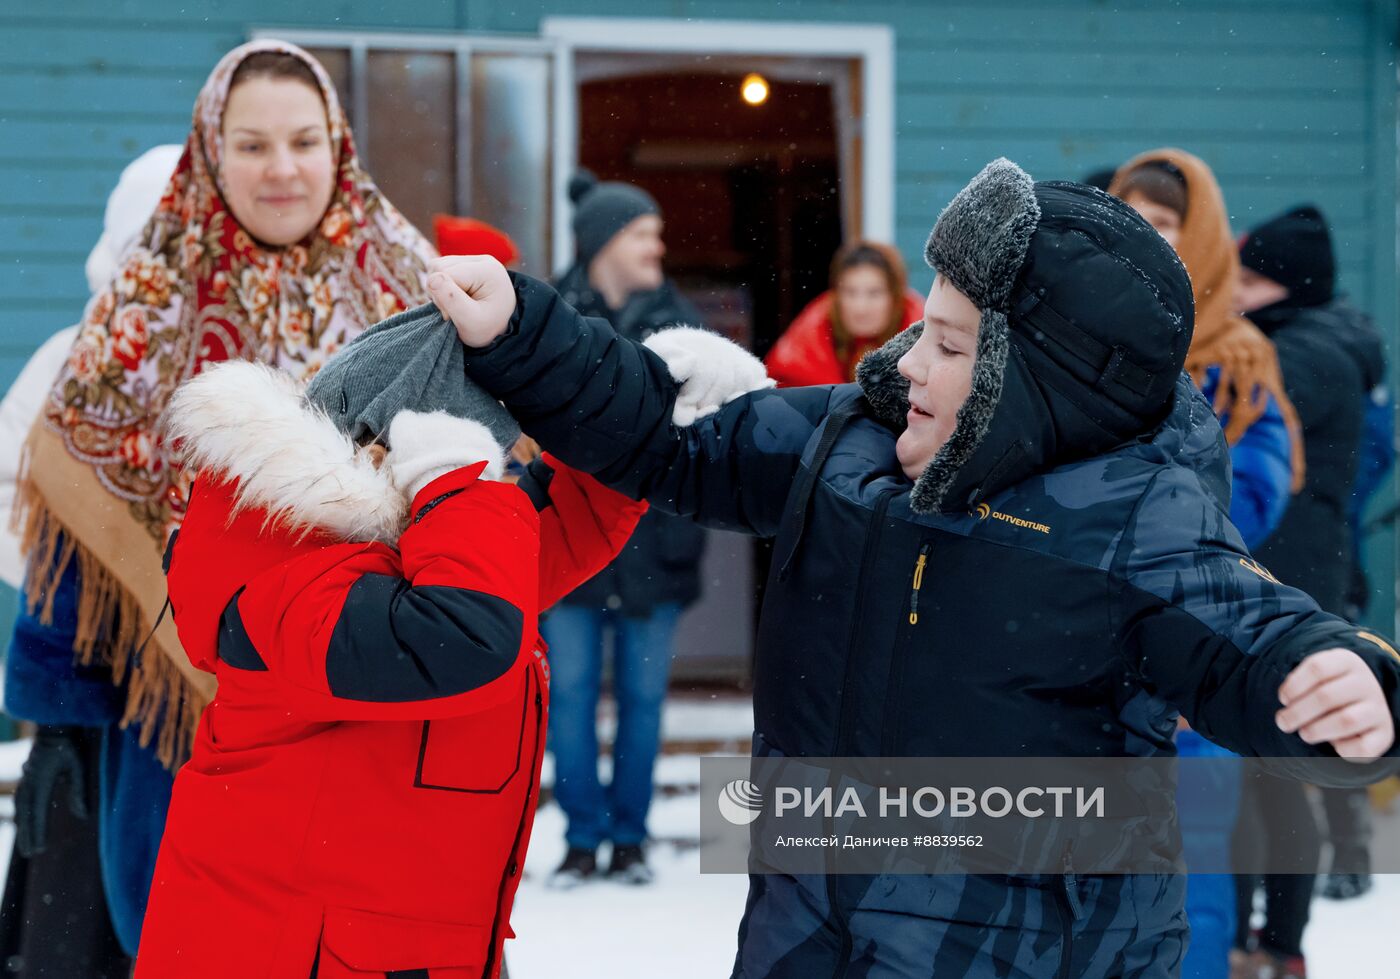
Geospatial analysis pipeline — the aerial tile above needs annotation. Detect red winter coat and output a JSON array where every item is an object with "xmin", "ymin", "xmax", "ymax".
[
  {"xmin": 137, "ymin": 373, "xmax": 644, "ymax": 979},
  {"xmin": 763, "ymin": 289, "xmax": 925, "ymax": 388}
]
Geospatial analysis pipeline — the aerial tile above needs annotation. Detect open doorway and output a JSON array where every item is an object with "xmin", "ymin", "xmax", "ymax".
[
  {"xmin": 548, "ymin": 20, "xmax": 894, "ymax": 688},
  {"xmin": 576, "ymin": 58, "xmax": 847, "ymax": 357},
  {"xmin": 573, "ymin": 52, "xmax": 854, "ymax": 685}
]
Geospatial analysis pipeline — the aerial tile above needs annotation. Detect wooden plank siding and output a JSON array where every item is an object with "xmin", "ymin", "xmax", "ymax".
[{"xmin": 0, "ymin": 0, "xmax": 1394, "ymax": 627}]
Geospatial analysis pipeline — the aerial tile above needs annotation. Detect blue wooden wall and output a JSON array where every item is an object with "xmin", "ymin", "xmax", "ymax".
[{"xmin": 1, "ymin": 0, "xmax": 1396, "ymax": 628}]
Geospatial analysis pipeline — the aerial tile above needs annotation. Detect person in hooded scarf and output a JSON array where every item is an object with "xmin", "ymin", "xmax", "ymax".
[
  {"xmin": 3, "ymin": 39, "xmax": 435, "ymax": 960},
  {"xmin": 430, "ymin": 159, "xmax": 1400, "ymax": 978},
  {"xmin": 1110, "ymin": 149, "xmax": 1302, "ymax": 550}
]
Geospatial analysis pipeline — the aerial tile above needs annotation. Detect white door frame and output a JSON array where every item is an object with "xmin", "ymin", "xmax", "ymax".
[{"xmin": 541, "ymin": 16, "xmax": 895, "ymax": 272}]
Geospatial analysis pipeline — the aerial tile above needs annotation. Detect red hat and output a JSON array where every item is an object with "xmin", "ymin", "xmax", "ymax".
[{"xmin": 432, "ymin": 214, "xmax": 521, "ymax": 266}]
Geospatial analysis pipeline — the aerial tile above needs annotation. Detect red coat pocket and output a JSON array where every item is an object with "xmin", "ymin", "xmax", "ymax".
[
  {"xmin": 316, "ymin": 906, "xmax": 489, "ymax": 977},
  {"xmin": 415, "ymin": 667, "xmax": 535, "ymax": 793}
]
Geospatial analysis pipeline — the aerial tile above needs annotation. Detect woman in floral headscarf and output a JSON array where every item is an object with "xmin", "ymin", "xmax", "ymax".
[{"xmin": 2, "ymin": 40, "xmax": 435, "ymax": 966}]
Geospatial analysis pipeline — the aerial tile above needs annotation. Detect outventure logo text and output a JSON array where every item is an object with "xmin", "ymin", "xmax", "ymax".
[{"xmin": 972, "ymin": 503, "xmax": 1051, "ymax": 535}]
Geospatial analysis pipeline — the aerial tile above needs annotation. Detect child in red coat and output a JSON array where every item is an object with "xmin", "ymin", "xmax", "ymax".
[{"xmin": 136, "ymin": 354, "xmax": 645, "ymax": 979}]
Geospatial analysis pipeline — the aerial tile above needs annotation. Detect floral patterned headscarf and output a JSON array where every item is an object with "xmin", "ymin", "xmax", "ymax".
[{"xmin": 16, "ymin": 39, "xmax": 435, "ymax": 767}]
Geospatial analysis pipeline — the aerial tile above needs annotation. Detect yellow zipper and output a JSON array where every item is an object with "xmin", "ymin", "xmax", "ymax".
[{"xmin": 909, "ymin": 549, "xmax": 929, "ymax": 625}]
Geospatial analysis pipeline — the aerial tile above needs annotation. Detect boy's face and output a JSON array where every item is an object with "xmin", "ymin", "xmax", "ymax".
[
  {"xmin": 1235, "ymin": 265, "xmax": 1290, "ymax": 314},
  {"xmin": 895, "ymin": 277, "xmax": 980, "ymax": 480}
]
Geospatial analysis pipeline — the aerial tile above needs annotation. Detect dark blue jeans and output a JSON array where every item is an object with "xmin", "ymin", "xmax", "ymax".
[{"xmin": 541, "ymin": 603, "xmax": 681, "ymax": 850}]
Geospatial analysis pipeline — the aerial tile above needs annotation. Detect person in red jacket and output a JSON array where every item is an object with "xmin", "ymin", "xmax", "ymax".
[
  {"xmin": 135, "ymin": 350, "xmax": 646, "ymax": 979},
  {"xmin": 763, "ymin": 240, "xmax": 924, "ymax": 387}
]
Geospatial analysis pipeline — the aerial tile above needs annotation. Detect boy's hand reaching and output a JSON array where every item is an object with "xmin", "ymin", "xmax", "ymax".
[
  {"xmin": 1276, "ymin": 647, "xmax": 1396, "ymax": 760},
  {"xmin": 427, "ymin": 255, "xmax": 516, "ymax": 348}
]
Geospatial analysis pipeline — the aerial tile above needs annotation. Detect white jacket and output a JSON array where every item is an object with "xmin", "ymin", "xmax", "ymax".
[
  {"xmin": 0, "ymin": 144, "xmax": 180, "ymax": 589},
  {"xmin": 0, "ymin": 327, "xmax": 77, "ymax": 587}
]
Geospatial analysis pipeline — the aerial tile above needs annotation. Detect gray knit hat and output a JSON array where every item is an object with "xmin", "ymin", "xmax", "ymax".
[
  {"xmin": 305, "ymin": 302, "xmax": 521, "ymax": 450},
  {"xmin": 570, "ymin": 169, "xmax": 660, "ymax": 266}
]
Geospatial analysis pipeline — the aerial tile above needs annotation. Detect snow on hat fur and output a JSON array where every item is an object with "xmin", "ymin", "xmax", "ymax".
[{"xmin": 859, "ymin": 158, "xmax": 1193, "ymax": 516}]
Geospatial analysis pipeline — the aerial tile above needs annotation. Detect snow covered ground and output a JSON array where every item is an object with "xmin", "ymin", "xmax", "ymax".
[{"xmin": 508, "ymin": 793, "xmax": 749, "ymax": 978}]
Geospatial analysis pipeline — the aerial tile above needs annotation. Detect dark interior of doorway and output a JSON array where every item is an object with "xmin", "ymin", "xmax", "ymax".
[
  {"xmin": 578, "ymin": 71, "xmax": 843, "ymax": 357},
  {"xmin": 577, "ymin": 70, "xmax": 843, "ymax": 692}
]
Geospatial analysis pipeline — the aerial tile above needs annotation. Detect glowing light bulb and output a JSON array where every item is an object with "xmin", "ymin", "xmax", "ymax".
[{"xmin": 741, "ymin": 73, "xmax": 770, "ymax": 106}]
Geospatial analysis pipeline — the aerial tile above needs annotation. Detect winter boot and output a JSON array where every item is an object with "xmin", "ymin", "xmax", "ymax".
[
  {"xmin": 1320, "ymin": 871, "xmax": 1372, "ymax": 900},
  {"xmin": 606, "ymin": 844, "xmax": 654, "ymax": 885},
  {"xmin": 547, "ymin": 847, "xmax": 597, "ymax": 890}
]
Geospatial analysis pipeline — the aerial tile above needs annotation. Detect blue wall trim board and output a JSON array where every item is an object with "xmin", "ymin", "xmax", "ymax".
[{"xmin": 0, "ymin": 0, "xmax": 1394, "ymax": 627}]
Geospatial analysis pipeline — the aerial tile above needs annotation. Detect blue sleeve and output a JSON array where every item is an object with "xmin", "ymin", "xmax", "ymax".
[
  {"xmin": 1200, "ymin": 367, "xmax": 1292, "ymax": 550},
  {"xmin": 1352, "ymin": 388, "xmax": 1395, "ymax": 516},
  {"xmin": 1112, "ymin": 465, "xmax": 1400, "ymax": 786},
  {"xmin": 4, "ymin": 555, "xmax": 124, "ymax": 726}
]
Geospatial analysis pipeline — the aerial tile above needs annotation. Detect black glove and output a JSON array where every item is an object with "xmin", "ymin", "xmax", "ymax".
[{"xmin": 14, "ymin": 725, "xmax": 90, "ymax": 858}]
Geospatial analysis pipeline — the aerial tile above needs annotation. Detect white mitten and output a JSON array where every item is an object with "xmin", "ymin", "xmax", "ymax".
[
  {"xmin": 643, "ymin": 327, "xmax": 776, "ymax": 427},
  {"xmin": 387, "ymin": 410, "xmax": 504, "ymax": 499}
]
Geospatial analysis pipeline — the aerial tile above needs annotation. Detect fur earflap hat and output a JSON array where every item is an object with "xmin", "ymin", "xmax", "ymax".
[
  {"xmin": 859, "ymin": 158, "xmax": 1194, "ymax": 513},
  {"xmin": 305, "ymin": 302, "xmax": 521, "ymax": 450}
]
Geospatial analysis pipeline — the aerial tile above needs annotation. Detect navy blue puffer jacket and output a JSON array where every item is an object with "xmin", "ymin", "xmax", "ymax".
[{"xmin": 463, "ymin": 166, "xmax": 1400, "ymax": 977}]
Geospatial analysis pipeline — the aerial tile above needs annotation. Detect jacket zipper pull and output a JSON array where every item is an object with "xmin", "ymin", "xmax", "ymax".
[{"xmin": 908, "ymin": 545, "xmax": 930, "ymax": 625}]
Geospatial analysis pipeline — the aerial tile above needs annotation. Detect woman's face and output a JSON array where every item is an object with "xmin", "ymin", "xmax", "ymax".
[
  {"xmin": 895, "ymin": 277, "xmax": 980, "ymax": 480},
  {"xmin": 220, "ymin": 76, "xmax": 335, "ymax": 247},
  {"xmin": 836, "ymin": 264, "xmax": 896, "ymax": 339},
  {"xmin": 1122, "ymin": 192, "xmax": 1183, "ymax": 251}
]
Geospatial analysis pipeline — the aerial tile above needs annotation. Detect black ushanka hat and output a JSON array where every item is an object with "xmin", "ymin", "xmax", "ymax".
[{"xmin": 859, "ymin": 159, "xmax": 1194, "ymax": 514}]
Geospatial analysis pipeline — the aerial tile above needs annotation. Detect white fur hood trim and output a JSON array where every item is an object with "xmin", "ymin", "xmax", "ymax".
[{"xmin": 165, "ymin": 361, "xmax": 406, "ymax": 542}]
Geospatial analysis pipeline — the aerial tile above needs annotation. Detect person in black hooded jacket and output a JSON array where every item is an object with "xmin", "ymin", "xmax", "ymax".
[
  {"xmin": 1239, "ymin": 205, "xmax": 1387, "ymax": 616},
  {"xmin": 426, "ymin": 161, "xmax": 1400, "ymax": 978},
  {"xmin": 1235, "ymin": 205, "xmax": 1391, "ymax": 931}
]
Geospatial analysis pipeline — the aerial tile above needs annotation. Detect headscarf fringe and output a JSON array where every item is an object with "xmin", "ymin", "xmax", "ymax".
[
  {"xmin": 14, "ymin": 481, "xmax": 205, "ymax": 770},
  {"xmin": 120, "ymin": 649, "xmax": 204, "ymax": 770}
]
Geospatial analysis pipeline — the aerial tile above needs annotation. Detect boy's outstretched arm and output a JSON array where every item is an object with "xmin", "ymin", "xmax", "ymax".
[
  {"xmin": 428, "ymin": 255, "xmax": 838, "ymax": 540},
  {"xmin": 1112, "ymin": 469, "xmax": 1400, "ymax": 785},
  {"xmin": 1275, "ymin": 647, "xmax": 1395, "ymax": 759}
]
